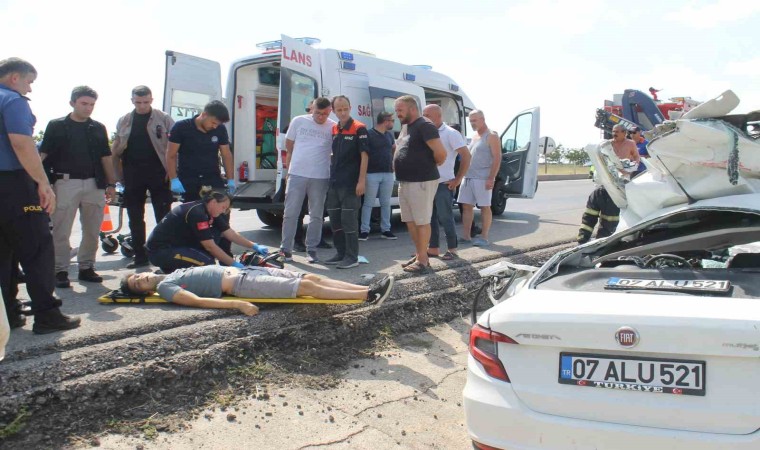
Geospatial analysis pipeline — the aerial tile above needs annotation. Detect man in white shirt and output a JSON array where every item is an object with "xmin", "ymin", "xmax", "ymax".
[
  {"xmin": 422, "ymin": 104, "xmax": 470, "ymax": 259},
  {"xmin": 279, "ymin": 97, "xmax": 336, "ymax": 261}
]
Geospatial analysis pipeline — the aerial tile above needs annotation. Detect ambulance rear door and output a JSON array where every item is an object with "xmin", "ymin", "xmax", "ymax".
[
  {"xmin": 163, "ymin": 51, "xmax": 222, "ymax": 122},
  {"xmin": 275, "ymin": 35, "xmax": 322, "ymax": 196}
]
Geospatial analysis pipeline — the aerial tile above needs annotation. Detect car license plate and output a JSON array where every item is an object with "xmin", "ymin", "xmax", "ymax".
[
  {"xmin": 558, "ymin": 353, "xmax": 706, "ymax": 396},
  {"xmin": 605, "ymin": 278, "xmax": 730, "ymax": 293}
]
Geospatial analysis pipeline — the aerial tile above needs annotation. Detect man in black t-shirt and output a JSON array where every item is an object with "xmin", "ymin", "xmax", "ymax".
[
  {"xmin": 322, "ymin": 96, "xmax": 369, "ymax": 269},
  {"xmin": 360, "ymin": 111, "xmax": 397, "ymax": 241},
  {"xmin": 39, "ymin": 86, "xmax": 117, "ymax": 288},
  {"xmin": 166, "ymin": 101, "xmax": 234, "ymax": 201},
  {"xmin": 392, "ymin": 96, "xmax": 447, "ymax": 274},
  {"xmin": 166, "ymin": 101, "xmax": 234, "ymax": 256},
  {"xmin": 112, "ymin": 86, "xmax": 174, "ymax": 268}
]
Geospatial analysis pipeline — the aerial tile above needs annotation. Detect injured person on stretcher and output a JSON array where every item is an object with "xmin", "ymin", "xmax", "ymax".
[{"xmin": 121, "ymin": 265, "xmax": 394, "ymax": 315}]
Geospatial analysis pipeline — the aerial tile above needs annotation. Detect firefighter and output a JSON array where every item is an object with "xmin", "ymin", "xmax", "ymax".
[{"xmin": 577, "ymin": 185, "xmax": 620, "ymax": 244}]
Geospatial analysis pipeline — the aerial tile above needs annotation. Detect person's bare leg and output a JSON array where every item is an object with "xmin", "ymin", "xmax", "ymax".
[
  {"xmin": 297, "ymin": 279, "xmax": 367, "ymax": 300},
  {"xmin": 415, "ymin": 224, "xmax": 431, "ymax": 266},
  {"xmin": 480, "ymin": 206, "xmax": 493, "ymax": 240},
  {"xmin": 461, "ymin": 204, "xmax": 474, "ymax": 240},
  {"xmin": 303, "ymin": 274, "xmax": 366, "ymax": 291}
]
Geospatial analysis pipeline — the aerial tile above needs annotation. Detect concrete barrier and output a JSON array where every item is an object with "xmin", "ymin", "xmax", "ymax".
[{"xmin": 538, "ymin": 174, "xmax": 590, "ymax": 181}]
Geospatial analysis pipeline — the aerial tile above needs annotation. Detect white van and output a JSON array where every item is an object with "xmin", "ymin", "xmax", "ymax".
[{"xmin": 163, "ymin": 35, "xmax": 542, "ymax": 225}]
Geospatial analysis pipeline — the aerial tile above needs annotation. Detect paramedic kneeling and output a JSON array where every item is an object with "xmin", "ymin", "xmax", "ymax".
[
  {"xmin": 121, "ymin": 266, "xmax": 394, "ymax": 314},
  {"xmin": 145, "ymin": 187, "xmax": 267, "ymax": 273}
]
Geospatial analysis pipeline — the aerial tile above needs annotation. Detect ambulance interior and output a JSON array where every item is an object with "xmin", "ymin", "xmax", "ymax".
[{"xmin": 232, "ymin": 62, "xmax": 317, "ymax": 184}]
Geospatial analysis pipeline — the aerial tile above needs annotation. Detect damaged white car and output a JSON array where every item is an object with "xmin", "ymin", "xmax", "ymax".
[{"xmin": 463, "ymin": 91, "xmax": 760, "ymax": 450}]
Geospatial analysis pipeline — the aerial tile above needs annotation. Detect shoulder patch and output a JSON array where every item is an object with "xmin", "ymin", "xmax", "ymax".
[{"xmin": 197, "ymin": 221, "xmax": 210, "ymax": 230}]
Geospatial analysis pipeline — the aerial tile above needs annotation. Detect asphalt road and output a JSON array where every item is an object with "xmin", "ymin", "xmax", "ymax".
[{"xmin": 4, "ymin": 179, "xmax": 593, "ymax": 357}]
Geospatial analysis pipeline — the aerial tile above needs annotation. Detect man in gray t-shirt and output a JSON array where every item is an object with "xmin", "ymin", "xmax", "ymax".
[{"xmin": 121, "ymin": 266, "xmax": 394, "ymax": 314}]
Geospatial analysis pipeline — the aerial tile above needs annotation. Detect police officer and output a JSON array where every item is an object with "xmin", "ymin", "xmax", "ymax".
[
  {"xmin": 166, "ymin": 100, "xmax": 234, "ymax": 256},
  {"xmin": 111, "ymin": 85, "xmax": 174, "ymax": 268},
  {"xmin": 0, "ymin": 57, "xmax": 80, "ymax": 334},
  {"xmin": 145, "ymin": 187, "xmax": 267, "ymax": 274}
]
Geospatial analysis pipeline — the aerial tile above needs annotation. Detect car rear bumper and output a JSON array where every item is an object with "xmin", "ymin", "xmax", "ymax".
[{"xmin": 463, "ymin": 355, "xmax": 760, "ymax": 450}]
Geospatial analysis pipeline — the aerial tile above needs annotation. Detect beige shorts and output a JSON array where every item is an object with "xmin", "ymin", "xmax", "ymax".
[
  {"xmin": 457, "ymin": 178, "xmax": 492, "ymax": 207},
  {"xmin": 398, "ymin": 180, "xmax": 438, "ymax": 224}
]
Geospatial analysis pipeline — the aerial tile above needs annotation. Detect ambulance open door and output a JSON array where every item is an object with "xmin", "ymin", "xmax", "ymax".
[{"xmin": 163, "ymin": 51, "xmax": 223, "ymax": 122}]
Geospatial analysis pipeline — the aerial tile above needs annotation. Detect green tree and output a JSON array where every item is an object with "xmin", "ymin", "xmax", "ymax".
[
  {"xmin": 565, "ymin": 148, "xmax": 590, "ymax": 166},
  {"xmin": 32, "ymin": 130, "xmax": 44, "ymax": 144}
]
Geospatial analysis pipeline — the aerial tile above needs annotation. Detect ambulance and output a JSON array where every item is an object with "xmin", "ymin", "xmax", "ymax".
[{"xmin": 163, "ymin": 35, "xmax": 542, "ymax": 225}]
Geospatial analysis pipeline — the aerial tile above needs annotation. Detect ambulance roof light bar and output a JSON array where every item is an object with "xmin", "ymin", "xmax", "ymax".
[{"xmin": 256, "ymin": 37, "xmax": 322, "ymax": 51}]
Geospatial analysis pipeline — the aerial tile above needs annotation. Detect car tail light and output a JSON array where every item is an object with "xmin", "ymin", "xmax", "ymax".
[
  {"xmin": 472, "ymin": 441, "xmax": 505, "ymax": 450},
  {"xmin": 469, "ymin": 324, "xmax": 517, "ymax": 382}
]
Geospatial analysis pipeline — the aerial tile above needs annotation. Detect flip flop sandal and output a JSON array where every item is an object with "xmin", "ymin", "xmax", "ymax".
[
  {"xmin": 401, "ymin": 255, "xmax": 417, "ymax": 267},
  {"xmin": 403, "ymin": 261, "xmax": 430, "ymax": 274},
  {"xmin": 440, "ymin": 251, "xmax": 458, "ymax": 261}
]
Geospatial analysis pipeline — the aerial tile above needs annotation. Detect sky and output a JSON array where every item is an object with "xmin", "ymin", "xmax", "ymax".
[{"xmin": 3, "ymin": 0, "xmax": 759, "ymax": 149}]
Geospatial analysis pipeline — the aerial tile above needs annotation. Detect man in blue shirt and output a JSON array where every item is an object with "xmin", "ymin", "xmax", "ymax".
[{"xmin": 0, "ymin": 57, "xmax": 81, "ymax": 334}]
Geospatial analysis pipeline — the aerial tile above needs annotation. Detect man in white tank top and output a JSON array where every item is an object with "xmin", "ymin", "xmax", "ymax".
[{"xmin": 458, "ymin": 111, "xmax": 501, "ymax": 246}]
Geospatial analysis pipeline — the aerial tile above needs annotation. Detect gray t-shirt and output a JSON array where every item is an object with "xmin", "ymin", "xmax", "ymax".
[{"xmin": 157, "ymin": 265, "xmax": 225, "ymax": 301}]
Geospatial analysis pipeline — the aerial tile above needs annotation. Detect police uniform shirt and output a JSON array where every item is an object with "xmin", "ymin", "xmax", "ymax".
[
  {"xmin": 169, "ymin": 116, "xmax": 229, "ymax": 178},
  {"xmin": 146, "ymin": 201, "xmax": 230, "ymax": 250},
  {"xmin": 0, "ymin": 84, "xmax": 36, "ymax": 171}
]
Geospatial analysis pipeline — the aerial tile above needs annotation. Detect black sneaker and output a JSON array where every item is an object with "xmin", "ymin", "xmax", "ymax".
[
  {"xmin": 126, "ymin": 256, "xmax": 150, "ymax": 269},
  {"xmin": 78, "ymin": 268, "xmax": 103, "ymax": 283},
  {"xmin": 323, "ymin": 254, "xmax": 344, "ymax": 265},
  {"xmin": 32, "ymin": 308, "xmax": 81, "ymax": 334},
  {"xmin": 381, "ymin": 231, "xmax": 397, "ymax": 240},
  {"xmin": 7, "ymin": 311, "xmax": 26, "ymax": 329},
  {"xmin": 293, "ymin": 242, "xmax": 307, "ymax": 253},
  {"xmin": 278, "ymin": 249, "xmax": 293, "ymax": 262},
  {"xmin": 55, "ymin": 271, "xmax": 71, "ymax": 288},
  {"xmin": 367, "ymin": 275, "xmax": 394, "ymax": 306},
  {"xmin": 337, "ymin": 258, "xmax": 359, "ymax": 269},
  {"xmin": 358, "ymin": 232, "xmax": 369, "ymax": 241}
]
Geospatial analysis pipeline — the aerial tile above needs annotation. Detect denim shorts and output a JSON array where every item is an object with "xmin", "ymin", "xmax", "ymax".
[{"xmin": 231, "ymin": 267, "xmax": 303, "ymax": 299}]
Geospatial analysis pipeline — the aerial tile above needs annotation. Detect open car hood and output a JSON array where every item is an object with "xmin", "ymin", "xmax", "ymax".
[{"xmin": 586, "ymin": 90, "xmax": 760, "ymax": 230}]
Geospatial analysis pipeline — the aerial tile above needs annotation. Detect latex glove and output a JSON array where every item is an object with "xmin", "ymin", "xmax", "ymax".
[
  {"xmin": 170, "ymin": 178, "xmax": 185, "ymax": 194},
  {"xmin": 227, "ymin": 179, "xmax": 236, "ymax": 194},
  {"xmin": 231, "ymin": 261, "xmax": 245, "ymax": 269},
  {"xmin": 252, "ymin": 243, "xmax": 269, "ymax": 255}
]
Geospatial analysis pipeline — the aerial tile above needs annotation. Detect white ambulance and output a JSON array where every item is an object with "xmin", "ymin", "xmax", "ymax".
[{"xmin": 163, "ymin": 35, "xmax": 542, "ymax": 225}]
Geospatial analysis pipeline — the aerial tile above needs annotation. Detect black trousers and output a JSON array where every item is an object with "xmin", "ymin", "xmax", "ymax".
[
  {"xmin": 326, "ymin": 186, "xmax": 360, "ymax": 261},
  {"xmin": 123, "ymin": 164, "xmax": 173, "ymax": 259},
  {"xmin": 180, "ymin": 173, "xmax": 232, "ymax": 257},
  {"xmin": 147, "ymin": 246, "xmax": 215, "ymax": 274},
  {"xmin": 0, "ymin": 170, "xmax": 58, "ymax": 315}
]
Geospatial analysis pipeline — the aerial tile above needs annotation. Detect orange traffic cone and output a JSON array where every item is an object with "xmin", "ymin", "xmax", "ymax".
[{"xmin": 101, "ymin": 205, "xmax": 114, "ymax": 232}]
